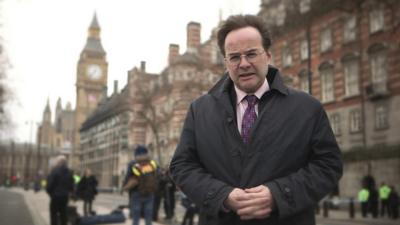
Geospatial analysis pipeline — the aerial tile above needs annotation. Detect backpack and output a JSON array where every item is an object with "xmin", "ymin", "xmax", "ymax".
[{"xmin": 133, "ymin": 160, "xmax": 158, "ymax": 195}]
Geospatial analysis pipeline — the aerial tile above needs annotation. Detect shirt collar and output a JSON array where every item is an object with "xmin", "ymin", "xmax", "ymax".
[{"xmin": 235, "ymin": 78, "xmax": 270, "ymax": 105}]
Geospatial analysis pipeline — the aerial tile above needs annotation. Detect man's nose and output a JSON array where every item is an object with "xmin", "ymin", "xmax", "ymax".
[{"xmin": 238, "ymin": 55, "xmax": 251, "ymax": 68}]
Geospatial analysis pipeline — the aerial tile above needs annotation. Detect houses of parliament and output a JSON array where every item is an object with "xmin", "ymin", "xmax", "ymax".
[{"xmin": 1, "ymin": 0, "xmax": 399, "ymax": 197}]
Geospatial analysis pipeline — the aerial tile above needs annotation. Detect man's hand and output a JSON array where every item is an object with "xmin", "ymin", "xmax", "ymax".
[
  {"xmin": 236, "ymin": 185, "xmax": 275, "ymax": 220},
  {"xmin": 223, "ymin": 188, "xmax": 249, "ymax": 212}
]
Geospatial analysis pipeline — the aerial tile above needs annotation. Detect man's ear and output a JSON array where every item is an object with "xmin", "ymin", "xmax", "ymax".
[{"xmin": 265, "ymin": 50, "xmax": 272, "ymax": 63}]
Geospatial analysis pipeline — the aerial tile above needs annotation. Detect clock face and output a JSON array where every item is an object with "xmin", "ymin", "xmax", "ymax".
[{"xmin": 86, "ymin": 64, "xmax": 102, "ymax": 80}]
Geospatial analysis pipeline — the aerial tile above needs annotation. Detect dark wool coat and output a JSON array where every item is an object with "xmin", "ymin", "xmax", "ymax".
[
  {"xmin": 170, "ymin": 66, "xmax": 343, "ymax": 225},
  {"xmin": 77, "ymin": 175, "xmax": 98, "ymax": 201},
  {"xmin": 46, "ymin": 164, "xmax": 74, "ymax": 198}
]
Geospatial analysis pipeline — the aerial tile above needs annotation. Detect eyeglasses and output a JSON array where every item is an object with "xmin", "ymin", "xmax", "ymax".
[{"xmin": 225, "ymin": 49, "xmax": 265, "ymax": 67}]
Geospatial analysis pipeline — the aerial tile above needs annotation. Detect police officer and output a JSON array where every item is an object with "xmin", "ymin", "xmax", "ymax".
[
  {"xmin": 379, "ymin": 182, "xmax": 391, "ymax": 217},
  {"xmin": 358, "ymin": 187, "xmax": 369, "ymax": 218}
]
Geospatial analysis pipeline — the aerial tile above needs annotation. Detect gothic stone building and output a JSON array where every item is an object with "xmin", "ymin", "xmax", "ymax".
[
  {"xmin": 0, "ymin": 142, "xmax": 38, "ymax": 185},
  {"xmin": 36, "ymin": 98, "xmax": 74, "ymax": 175},
  {"xmin": 259, "ymin": 0, "xmax": 400, "ymax": 196},
  {"xmin": 72, "ymin": 14, "xmax": 108, "ymax": 169}
]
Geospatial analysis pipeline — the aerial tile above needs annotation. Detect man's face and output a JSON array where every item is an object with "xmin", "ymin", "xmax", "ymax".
[{"xmin": 224, "ymin": 26, "xmax": 271, "ymax": 93}]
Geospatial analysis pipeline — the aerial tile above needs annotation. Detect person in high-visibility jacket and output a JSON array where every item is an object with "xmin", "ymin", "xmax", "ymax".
[
  {"xmin": 379, "ymin": 182, "xmax": 391, "ymax": 217},
  {"xmin": 73, "ymin": 173, "xmax": 81, "ymax": 185},
  {"xmin": 358, "ymin": 187, "xmax": 370, "ymax": 217},
  {"xmin": 123, "ymin": 145, "xmax": 159, "ymax": 225}
]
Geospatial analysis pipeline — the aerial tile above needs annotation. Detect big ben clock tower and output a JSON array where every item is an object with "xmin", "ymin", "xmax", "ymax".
[{"xmin": 72, "ymin": 13, "xmax": 108, "ymax": 168}]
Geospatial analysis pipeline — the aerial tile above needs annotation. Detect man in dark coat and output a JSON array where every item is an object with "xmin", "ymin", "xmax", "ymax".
[
  {"xmin": 170, "ymin": 14, "xmax": 342, "ymax": 225},
  {"xmin": 46, "ymin": 155, "xmax": 74, "ymax": 225}
]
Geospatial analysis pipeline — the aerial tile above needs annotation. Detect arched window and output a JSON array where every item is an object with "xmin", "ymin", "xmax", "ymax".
[
  {"xmin": 341, "ymin": 53, "xmax": 360, "ymax": 97},
  {"xmin": 319, "ymin": 62, "xmax": 335, "ymax": 103},
  {"xmin": 298, "ymin": 69, "xmax": 310, "ymax": 93},
  {"xmin": 282, "ymin": 44, "xmax": 292, "ymax": 67},
  {"xmin": 368, "ymin": 43, "xmax": 388, "ymax": 94}
]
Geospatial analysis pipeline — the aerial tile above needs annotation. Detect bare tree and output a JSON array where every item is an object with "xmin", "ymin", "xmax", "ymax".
[
  {"xmin": 0, "ymin": 32, "xmax": 11, "ymax": 137},
  {"xmin": 135, "ymin": 81, "xmax": 175, "ymax": 167}
]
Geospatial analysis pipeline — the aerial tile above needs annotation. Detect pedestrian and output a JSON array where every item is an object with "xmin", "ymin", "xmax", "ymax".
[
  {"xmin": 358, "ymin": 186, "xmax": 369, "ymax": 218},
  {"xmin": 369, "ymin": 185, "xmax": 379, "ymax": 218},
  {"xmin": 123, "ymin": 145, "xmax": 159, "ymax": 225},
  {"xmin": 163, "ymin": 170, "xmax": 176, "ymax": 220},
  {"xmin": 77, "ymin": 168, "xmax": 98, "ymax": 216},
  {"xmin": 169, "ymin": 14, "xmax": 343, "ymax": 225},
  {"xmin": 180, "ymin": 191, "xmax": 198, "ymax": 225},
  {"xmin": 379, "ymin": 182, "xmax": 391, "ymax": 217},
  {"xmin": 70, "ymin": 170, "xmax": 81, "ymax": 201},
  {"xmin": 388, "ymin": 186, "xmax": 399, "ymax": 220},
  {"xmin": 152, "ymin": 168, "xmax": 165, "ymax": 222},
  {"xmin": 46, "ymin": 155, "xmax": 74, "ymax": 225}
]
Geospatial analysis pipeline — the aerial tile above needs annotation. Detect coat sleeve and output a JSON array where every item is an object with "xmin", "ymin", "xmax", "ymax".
[
  {"xmin": 46, "ymin": 172, "xmax": 55, "ymax": 196},
  {"xmin": 170, "ymin": 103, "xmax": 233, "ymax": 216},
  {"xmin": 122, "ymin": 162, "xmax": 133, "ymax": 186},
  {"xmin": 265, "ymin": 105, "xmax": 343, "ymax": 218}
]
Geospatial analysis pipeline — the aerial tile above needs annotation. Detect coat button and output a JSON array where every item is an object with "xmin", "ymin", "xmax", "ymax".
[{"xmin": 284, "ymin": 187, "xmax": 291, "ymax": 193}]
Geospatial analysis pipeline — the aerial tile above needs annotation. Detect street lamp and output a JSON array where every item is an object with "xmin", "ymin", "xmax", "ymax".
[{"xmin": 23, "ymin": 120, "xmax": 35, "ymax": 185}]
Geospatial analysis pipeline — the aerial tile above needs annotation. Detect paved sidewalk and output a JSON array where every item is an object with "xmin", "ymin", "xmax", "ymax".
[
  {"xmin": 12, "ymin": 187, "xmax": 399, "ymax": 225},
  {"xmin": 316, "ymin": 209, "xmax": 399, "ymax": 225},
  {"xmin": 10, "ymin": 187, "xmax": 166, "ymax": 225}
]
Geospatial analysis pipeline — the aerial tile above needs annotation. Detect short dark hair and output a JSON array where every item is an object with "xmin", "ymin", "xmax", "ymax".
[{"xmin": 217, "ymin": 14, "xmax": 272, "ymax": 56}]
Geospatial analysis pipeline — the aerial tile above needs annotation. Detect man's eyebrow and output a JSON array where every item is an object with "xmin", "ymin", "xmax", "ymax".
[{"xmin": 227, "ymin": 48, "xmax": 258, "ymax": 56}]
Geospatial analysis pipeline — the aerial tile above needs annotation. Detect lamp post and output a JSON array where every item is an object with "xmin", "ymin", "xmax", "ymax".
[{"xmin": 24, "ymin": 120, "xmax": 35, "ymax": 186}]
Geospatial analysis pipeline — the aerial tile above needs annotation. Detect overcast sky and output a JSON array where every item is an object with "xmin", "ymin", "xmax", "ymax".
[{"xmin": 1, "ymin": 0, "xmax": 261, "ymax": 143}]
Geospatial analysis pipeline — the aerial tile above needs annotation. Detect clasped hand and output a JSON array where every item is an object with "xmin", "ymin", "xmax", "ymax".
[{"xmin": 224, "ymin": 185, "xmax": 274, "ymax": 220}]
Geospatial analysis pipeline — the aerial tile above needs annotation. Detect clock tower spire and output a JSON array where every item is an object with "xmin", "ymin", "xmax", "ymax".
[{"xmin": 72, "ymin": 12, "xmax": 108, "ymax": 168}]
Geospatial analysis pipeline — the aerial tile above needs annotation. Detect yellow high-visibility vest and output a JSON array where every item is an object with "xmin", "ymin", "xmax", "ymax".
[
  {"xmin": 379, "ymin": 185, "xmax": 391, "ymax": 200},
  {"xmin": 73, "ymin": 175, "xmax": 81, "ymax": 184},
  {"xmin": 131, "ymin": 160, "xmax": 157, "ymax": 177},
  {"xmin": 358, "ymin": 188, "xmax": 369, "ymax": 202}
]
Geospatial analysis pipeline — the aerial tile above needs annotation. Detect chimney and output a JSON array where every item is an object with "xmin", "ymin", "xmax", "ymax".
[
  {"xmin": 102, "ymin": 87, "xmax": 108, "ymax": 100},
  {"xmin": 140, "ymin": 61, "xmax": 146, "ymax": 72},
  {"xmin": 113, "ymin": 80, "xmax": 118, "ymax": 94},
  {"xmin": 187, "ymin": 22, "xmax": 201, "ymax": 53},
  {"xmin": 168, "ymin": 44, "xmax": 180, "ymax": 65}
]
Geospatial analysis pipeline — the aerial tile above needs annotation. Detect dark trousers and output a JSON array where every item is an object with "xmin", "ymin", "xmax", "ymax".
[
  {"xmin": 182, "ymin": 208, "xmax": 197, "ymax": 225},
  {"xmin": 50, "ymin": 196, "xmax": 69, "ymax": 225},
  {"xmin": 164, "ymin": 191, "xmax": 175, "ymax": 219},
  {"xmin": 361, "ymin": 202, "xmax": 368, "ymax": 218},
  {"xmin": 380, "ymin": 199, "xmax": 389, "ymax": 217},
  {"xmin": 390, "ymin": 205, "xmax": 399, "ymax": 219},
  {"xmin": 369, "ymin": 201, "xmax": 378, "ymax": 218},
  {"xmin": 131, "ymin": 192, "xmax": 154, "ymax": 225},
  {"xmin": 83, "ymin": 199, "xmax": 93, "ymax": 216},
  {"xmin": 153, "ymin": 194, "xmax": 162, "ymax": 221}
]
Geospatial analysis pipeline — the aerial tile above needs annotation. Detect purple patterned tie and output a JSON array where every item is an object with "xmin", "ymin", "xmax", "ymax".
[{"xmin": 241, "ymin": 95, "xmax": 258, "ymax": 144}]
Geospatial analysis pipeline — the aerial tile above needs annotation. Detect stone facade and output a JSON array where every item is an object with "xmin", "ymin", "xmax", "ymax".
[
  {"xmin": 259, "ymin": 0, "xmax": 400, "ymax": 196},
  {"xmin": 79, "ymin": 85, "xmax": 131, "ymax": 188},
  {"xmin": 0, "ymin": 142, "xmax": 51, "ymax": 185}
]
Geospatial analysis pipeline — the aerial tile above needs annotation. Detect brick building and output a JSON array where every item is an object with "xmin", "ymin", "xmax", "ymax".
[
  {"xmin": 128, "ymin": 21, "xmax": 224, "ymax": 168},
  {"xmin": 259, "ymin": 0, "xmax": 400, "ymax": 196}
]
